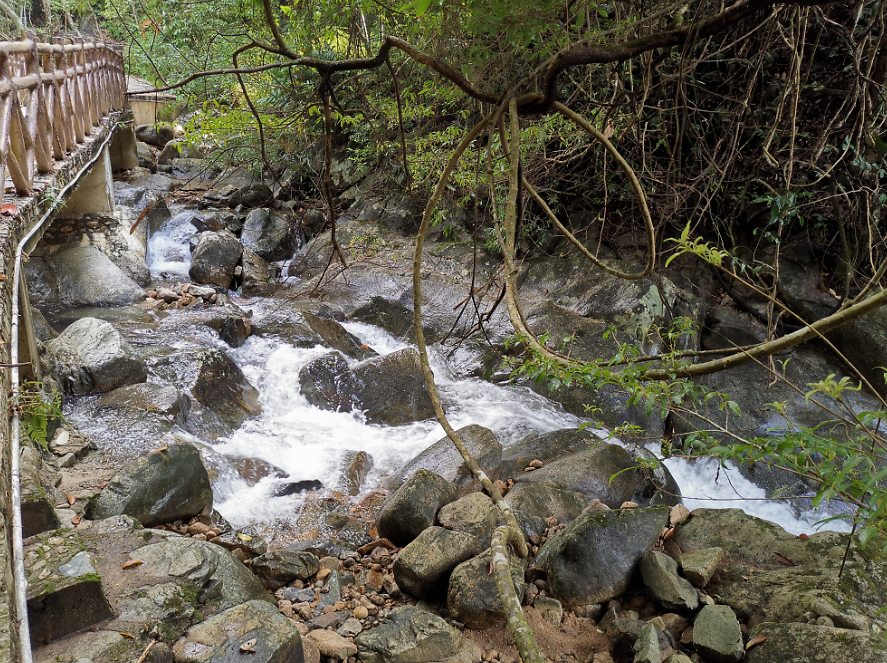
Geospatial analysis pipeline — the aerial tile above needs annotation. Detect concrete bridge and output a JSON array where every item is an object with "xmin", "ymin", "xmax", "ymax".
[{"xmin": 0, "ymin": 35, "xmax": 133, "ymax": 663}]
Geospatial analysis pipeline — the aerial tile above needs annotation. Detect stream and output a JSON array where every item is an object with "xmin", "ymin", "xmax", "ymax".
[{"xmin": 47, "ymin": 191, "xmax": 850, "ymax": 547}]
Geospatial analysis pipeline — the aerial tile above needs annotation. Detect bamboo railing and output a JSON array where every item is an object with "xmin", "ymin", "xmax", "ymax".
[{"xmin": 0, "ymin": 36, "xmax": 125, "ymax": 201}]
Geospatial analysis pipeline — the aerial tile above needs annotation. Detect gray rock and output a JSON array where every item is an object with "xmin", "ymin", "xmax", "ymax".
[
  {"xmin": 497, "ymin": 428, "xmax": 597, "ymax": 478},
  {"xmin": 305, "ymin": 630, "xmax": 357, "ymax": 660},
  {"xmin": 30, "ymin": 305, "xmax": 57, "ymax": 342},
  {"xmin": 387, "ymin": 425, "xmax": 502, "ymax": 490},
  {"xmin": 300, "ymin": 348, "xmax": 434, "ymax": 426},
  {"xmin": 157, "ymin": 307, "xmax": 251, "ymax": 347},
  {"xmin": 376, "ymin": 469, "xmax": 457, "ymax": 547},
  {"xmin": 337, "ymin": 617, "xmax": 363, "ymax": 638},
  {"xmin": 393, "ymin": 527, "xmax": 480, "ymax": 600},
  {"xmin": 157, "ymin": 138, "xmax": 205, "ymax": 164},
  {"xmin": 51, "ymin": 245, "xmax": 147, "ymax": 306},
  {"xmin": 97, "ymin": 383, "xmax": 188, "ymax": 419},
  {"xmin": 189, "ymin": 230, "xmax": 243, "ymax": 288},
  {"xmin": 512, "ymin": 443, "xmax": 640, "ymax": 508},
  {"xmin": 447, "ymin": 548, "xmax": 526, "ymax": 630},
  {"xmin": 680, "ymin": 547, "xmax": 722, "ymax": 588},
  {"xmin": 533, "ymin": 596, "xmax": 563, "ymax": 625},
  {"xmin": 503, "ymin": 482, "xmax": 588, "ymax": 524},
  {"xmin": 531, "ymin": 506, "xmax": 669, "ymax": 608},
  {"xmin": 136, "ymin": 141, "xmax": 156, "ymax": 171},
  {"xmin": 250, "ymin": 549, "xmax": 320, "ymax": 583},
  {"xmin": 132, "ymin": 536, "xmax": 272, "ymax": 610},
  {"xmin": 338, "ymin": 450, "xmax": 374, "ymax": 496},
  {"xmin": 45, "ymin": 317, "xmax": 147, "ymax": 395},
  {"xmin": 135, "ymin": 123, "xmax": 175, "ymax": 147},
  {"xmin": 639, "ymin": 551, "xmax": 699, "ymax": 611},
  {"xmin": 241, "ymin": 207, "xmax": 299, "ymax": 262},
  {"xmin": 249, "ymin": 299, "xmax": 333, "ymax": 346},
  {"xmin": 284, "ymin": 587, "xmax": 316, "ymax": 603},
  {"xmin": 87, "ymin": 443, "xmax": 212, "ymax": 526},
  {"xmin": 303, "ymin": 311, "xmax": 377, "ymax": 361},
  {"xmin": 241, "ymin": 248, "xmax": 280, "ymax": 297},
  {"xmin": 172, "ymin": 599, "xmax": 302, "ymax": 662},
  {"xmin": 633, "ymin": 623, "xmax": 671, "ymax": 663},
  {"xmin": 744, "ymin": 622, "xmax": 887, "ymax": 663},
  {"xmin": 692, "ymin": 605, "xmax": 743, "ymax": 663},
  {"xmin": 353, "ymin": 605, "xmax": 461, "ymax": 663},
  {"xmin": 671, "ymin": 509, "xmax": 887, "ymax": 632},
  {"xmin": 438, "ymin": 493, "xmax": 499, "ymax": 546},
  {"xmin": 190, "ymin": 348, "xmax": 261, "ymax": 430}
]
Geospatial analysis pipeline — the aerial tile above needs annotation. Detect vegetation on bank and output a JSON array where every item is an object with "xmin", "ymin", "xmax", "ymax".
[{"xmin": 2, "ymin": 0, "xmax": 886, "ymax": 655}]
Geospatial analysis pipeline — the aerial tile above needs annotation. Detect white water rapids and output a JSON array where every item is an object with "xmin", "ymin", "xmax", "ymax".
[{"xmin": 129, "ymin": 204, "xmax": 855, "ymax": 538}]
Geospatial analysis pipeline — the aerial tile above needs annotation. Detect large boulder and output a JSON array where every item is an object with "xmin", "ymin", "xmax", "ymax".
[
  {"xmin": 303, "ymin": 311, "xmax": 377, "ymax": 361},
  {"xmin": 189, "ymin": 230, "xmax": 243, "ymax": 288},
  {"xmin": 50, "ymin": 245, "xmax": 147, "ymax": 306},
  {"xmin": 376, "ymin": 469, "xmax": 457, "ymax": 547},
  {"xmin": 511, "ymin": 443, "xmax": 641, "ymax": 508},
  {"xmin": 447, "ymin": 548, "xmax": 527, "ymax": 629},
  {"xmin": 531, "ymin": 506, "xmax": 669, "ymax": 608},
  {"xmin": 172, "ymin": 600, "xmax": 303, "ymax": 663},
  {"xmin": 670, "ymin": 509, "xmax": 887, "ymax": 632},
  {"xmin": 438, "ymin": 493, "xmax": 500, "ymax": 547},
  {"xmin": 131, "ymin": 534, "xmax": 273, "ymax": 610},
  {"xmin": 503, "ymin": 482, "xmax": 589, "ymax": 525},
  {"xmin": 387, "ymin": 424, "xmax": 502, "ymax": 490},
  {"xmin": 353, "ymin": 605, "xmax": 461, "ymax": 663},
  {"xmin": 744, "ymin": 622, "xmax": 887, "ymax": 663},
  {"xmin": 393, "ymin": 526, "xmax": 480, "ymax": 600},
  {"xmin": 241, "ymin": 248, "xmax": 280, "ymax": 297},
  {"xmin": 135, "ymin": 122, "xmax": 175, "ymax": 147},
  {"xmin": 44, "ymin": 317, "xmax": 147, "ymax": 395},
  {"xmin": 241, "ymin": 207, "xmax": 299, "ymax": 262},
  {"xmin": 299, "ymin": 348, "xmax": 434, "ymax": 426},
  {"xmin": 250, "ymin": 549, "xmax": 320, "ymax": 583},
  {"xmin": 189, "ymin": 348, "xmax": 262, "ymax": 431},
  {"xmin": 87, "ymin": 443, "xmax": 212, "ymax": 526}
]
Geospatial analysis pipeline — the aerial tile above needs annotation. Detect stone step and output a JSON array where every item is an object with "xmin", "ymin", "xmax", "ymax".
[{"xmin": 24, "ymin": 528, "xmax": 113, "ymax": 646}]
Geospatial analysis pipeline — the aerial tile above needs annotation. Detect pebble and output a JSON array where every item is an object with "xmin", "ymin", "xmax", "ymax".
[{"xmin": 353, "ymin": 606, "xmax": 369, "ymax": 619}]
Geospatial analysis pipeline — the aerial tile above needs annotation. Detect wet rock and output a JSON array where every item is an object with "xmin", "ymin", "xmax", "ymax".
[
  {"xmin": 680, "ymin": 547, "xmax": 722, "ymax": 588},
  {"xmin": 447, "ymin": 548, "xmax": 526, "ymax": 630},
  {"xmin": 376, "ymin": 469, "xmax": 457, "ymax": 547},
  {"xmin": 87, "ymin": 443, "xmax": 212, "ymax": 526},
  {"xmin": 393, "ymin": 526, "xmax": 480, "ymax": 600},
  {"xmin": 531, "ymin": 506, "xmax": 669, "ymax": 608},
  {"xmin": 639, "ymin": 551, "xmax": 699, "ymax": 611},
  {"xmin": 671, "ymin": 509, "xmax": 887, "ymax": 632},
  {"xmin": 354, "ymin": 605, "xmax": 461, "ymax": 663},
  {"xmin": 274, "ymin": 479, "xmax": 324, "ymax": 496},
  {"xmin": 30, "ymin": 305, "xmax": 58, "ymax": 342},
  {"xmin": 511, "ymin": 443, "xmax": 640, "ymax": 508},
  {"xmin": 231, "ymin": 457, "xmax": 287, "ymax": 486},
  {"xmin": 241, "ymin": 207, "xmax": 299, "ymax": 261},
  {"xmin": 496, "ymin": 428, "xmax": 598, "ymax": 478},
  {"xmin": 249, "ymin": 299, "xmax": 335, "ymax": 346},
  {"xmin": 172, "ymin": 599, "xmax": 302, "ymax": 662},
  {"xmin": 97, "ymin": 383, "xmax": 188, "ymax": 419},
  {"xmin": 241, "ymin": 248, "xmax": 280, "ymax": 297},
  {"xmin": 158, "ymin": 307, "xmax": 251, "ymax": 347},
  {"xmin": 744, "ymin": 622, "xmax": 887, "ymax": 663},
  {"xmin": 339, "ymin": 450, "xmax": 374, "ymax": 496},
  {"xmin": 303, "ymin": 311, "xmax": 377, "ymax": 360},
  {"xmin": 503, "ymin": 482, "xmax": 588, "ymax": 525},
  {"xmin": 190, "ymin": 348, "xmax": 261, "ymax": 430},
  {"xmin": 135, "ymin": 122, "xmax": 175, "ymax": 147},
  {"xmin": 299, "ymin": 348, "xmax": 434, "ymax": 426},
  {"xmin": 45, "ymin": 317, "xmax": 147, "ymax": 395},
  {"xmin": 50, "ymin": 244, "xmax": 147, "ymax": 306},
  {"xmin": 251, "ymin": 549, "xmax": 321, "ymax": 583},
  {"xmin": 157, "ymin": 138, "xmax": 205, "ymax": 164},
  {"xmin": 692, "ymin": 605, "xmax": 743, "ymax": 663},
  {"xmin": 387, "ymin": 424, "xmax": 502, "ymax": 490},
  {"xmin": 623, "ymin": 442, "xmax": 682, "ymax": 507},
  {"xmin": 189, "ymin": 230, "xmax": 243, "ymax": 288}
]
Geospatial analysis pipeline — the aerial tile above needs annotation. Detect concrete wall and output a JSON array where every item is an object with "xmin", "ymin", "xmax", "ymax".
[{"xmin": 0, "ymin": 110, "xmax": 134, "ymax": 662}]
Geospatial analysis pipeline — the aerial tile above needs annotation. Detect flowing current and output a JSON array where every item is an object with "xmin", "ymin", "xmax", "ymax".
[{"xmin": 129, "ymin": 204, "xmax": 852, "ymax": 538}]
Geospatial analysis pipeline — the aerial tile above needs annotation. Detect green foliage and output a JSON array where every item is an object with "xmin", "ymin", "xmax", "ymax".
[{"xmin": 16, "ymin": 382, "xmax": 64, "ymax": 451}]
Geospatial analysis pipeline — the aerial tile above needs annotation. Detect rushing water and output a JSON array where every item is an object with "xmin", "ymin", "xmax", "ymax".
[{"xmin": 65, "ymin": 201, "xmax": 852, "ymax": 541}]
